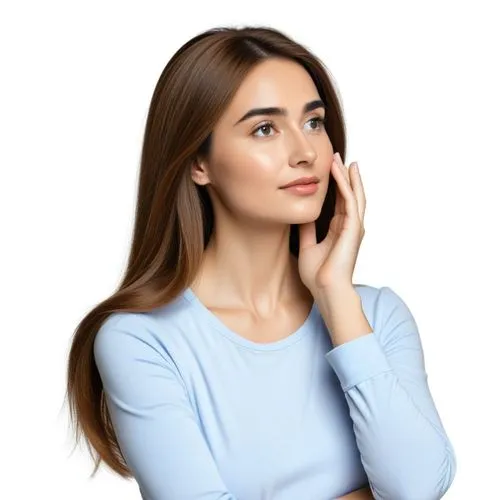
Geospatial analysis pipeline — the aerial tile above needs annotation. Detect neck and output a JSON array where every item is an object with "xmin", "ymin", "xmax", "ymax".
[{"xmin": 192, "ymin": 220, "xmax": 312, "ymax": 314}]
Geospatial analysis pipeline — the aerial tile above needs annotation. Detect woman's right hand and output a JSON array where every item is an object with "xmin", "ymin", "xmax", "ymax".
[{"xmin": 334, "ymin": 485, "xmax": 374, "ymax": 499}]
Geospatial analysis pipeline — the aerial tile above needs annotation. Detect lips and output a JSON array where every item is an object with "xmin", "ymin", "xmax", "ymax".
[
  {"xmin": 280, "ymin": 176, "xmax": 320, "ymax": 188},
  {"xmin": 281, "ymin": 182, "xmax": 319, "ymax": 195}
]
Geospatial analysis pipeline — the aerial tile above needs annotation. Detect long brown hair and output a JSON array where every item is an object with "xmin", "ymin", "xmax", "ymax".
[{"xmin": 65, "ymin": 24, "xmax": 347, "ymax": 479}]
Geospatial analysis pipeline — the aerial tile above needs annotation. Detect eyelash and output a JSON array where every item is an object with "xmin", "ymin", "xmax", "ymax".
[{"xmin": 251, "ymin": 116, "xmax": 326, "ymax": 137}]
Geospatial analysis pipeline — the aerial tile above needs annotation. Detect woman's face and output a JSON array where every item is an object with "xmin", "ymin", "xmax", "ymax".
[{"xmin": 191, "ymin": 57, "xmax": 335, "ymax": 227}]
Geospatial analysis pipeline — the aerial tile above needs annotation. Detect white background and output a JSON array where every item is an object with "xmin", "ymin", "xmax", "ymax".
[{"xmin": 1, "ymin": 1, "xmax": 498, "ymax": 498}]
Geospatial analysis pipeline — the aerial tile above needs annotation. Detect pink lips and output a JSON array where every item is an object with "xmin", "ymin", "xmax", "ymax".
[
  {"xmin": 280, "ymin": 176, "xmax": 320, "ymax": 188},
  {"xmin": 281, "ymin": 183, "xmax": 319, "ymax": 195}
]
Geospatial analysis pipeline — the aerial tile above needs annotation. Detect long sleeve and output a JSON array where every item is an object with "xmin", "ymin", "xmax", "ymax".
[
  {"xmin": 93, "ymin": 314, "xmax": 237, "ymax": 500},
  {"xmin": 325, "ymin": 286, "xmax": 457, "ymax": 500}
]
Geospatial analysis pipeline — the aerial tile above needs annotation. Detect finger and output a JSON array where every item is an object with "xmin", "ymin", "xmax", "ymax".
[
  {"xmin": 334, "ymin": 152, "xmax": 350, "ymax": 187},
  {"xmin": 331, "ymin": 157, "xmax": 346, "ymax": 215},
  {"xmin": 333, "ymin": 158, "xmax": 358, "ymax": 216},
  {"xmin": 350, "ymin": 163, "xmax": 366, "ymax": 221},
  {"xmin": 332, "ymin": 155, "xmax": 354, "ymax": 214}
]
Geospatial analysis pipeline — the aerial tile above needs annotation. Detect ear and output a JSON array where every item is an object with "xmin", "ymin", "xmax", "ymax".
[{"xmin": 190, "ymin": 156, "xmax": 211, "ymax": 186}]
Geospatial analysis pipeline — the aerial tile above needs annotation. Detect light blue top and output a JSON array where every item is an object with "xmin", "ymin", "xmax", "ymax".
[{"xmin": 93, "ymin": 284, "xmax": 457, "ymax": 499}]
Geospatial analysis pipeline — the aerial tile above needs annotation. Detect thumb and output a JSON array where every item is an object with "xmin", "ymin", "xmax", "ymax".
[{"xmin": 298, "ymin": 221, "xmax": 317, "ymax": 251}]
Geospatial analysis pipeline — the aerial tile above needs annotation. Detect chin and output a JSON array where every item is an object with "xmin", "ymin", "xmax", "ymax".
[
  {"xmin": 287, "ymin": 215, "xmax": 320, "ymax": 225},
  {"xmin": 284, "ymin": 205, "xmax": 323, "ymax": 225}
]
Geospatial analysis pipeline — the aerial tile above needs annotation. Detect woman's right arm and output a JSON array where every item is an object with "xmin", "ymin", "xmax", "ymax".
[
  {"xmin": 94, "ymin": 314, "xmax": 237, "ymax": 499},
  {"xmin": 335, "ymin": 485, "xmax": 374, "ymax": 499}
]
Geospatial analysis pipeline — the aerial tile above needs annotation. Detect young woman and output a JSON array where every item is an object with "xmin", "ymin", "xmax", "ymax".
[{"xmin": 65, "ymin": 25, "xmax": 457, "ymax": 500}]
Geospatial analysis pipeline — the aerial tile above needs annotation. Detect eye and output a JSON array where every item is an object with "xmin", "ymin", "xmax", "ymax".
[
  {"xmin": 306, "ymin": 116, "xmax": 325, "ymax": 131},
  {"xmin": 251, "ymin": 116, "xmax": 326, "ymax": 137},
  {"xmin": 251, "ymin": 121, "xmax": 276, "ymax": 137}
]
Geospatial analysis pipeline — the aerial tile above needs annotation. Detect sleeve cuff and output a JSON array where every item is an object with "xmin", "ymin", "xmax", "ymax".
[{"xmin": 325, "ymin": 333, "xmax": 393, "ymax": 392}]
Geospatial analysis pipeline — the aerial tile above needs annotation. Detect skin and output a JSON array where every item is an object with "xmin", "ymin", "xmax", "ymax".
[
  {"xmin": 336, "ymin": 485, "xmax": 374, "ymax": 499},
  {"xmin": 190, "ymin": 57, "xmax": 336, "ymax": 336}
]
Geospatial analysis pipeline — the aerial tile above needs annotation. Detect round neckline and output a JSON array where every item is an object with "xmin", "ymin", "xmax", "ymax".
[{"xmin": 182, "ymin": 286, "xmax": 318, "ymax": 351}]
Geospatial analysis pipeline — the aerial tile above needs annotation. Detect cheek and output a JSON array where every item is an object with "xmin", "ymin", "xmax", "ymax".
[
  {"xmin": 220, "ymin": 150, "xmax": 279, "ymax": 188},
  {"xmin": 213, "ymin": 159, "xmax": 279, "ymax": 215}
]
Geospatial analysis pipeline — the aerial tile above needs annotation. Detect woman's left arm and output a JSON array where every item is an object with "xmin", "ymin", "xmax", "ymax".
[{"xmin": 323, "ymin": 286, "xmax": 457, "ymax": 500}]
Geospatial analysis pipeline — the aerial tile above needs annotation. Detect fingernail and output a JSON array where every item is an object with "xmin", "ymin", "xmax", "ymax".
[{"xmin": 353, "ymin": 162, "xmax": 359, "ymax": 172}]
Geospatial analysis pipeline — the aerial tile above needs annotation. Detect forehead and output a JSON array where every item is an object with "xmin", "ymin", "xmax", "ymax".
[{"xmin": 224, "ymin": 58, "xmax": 320, "ymax": 119}]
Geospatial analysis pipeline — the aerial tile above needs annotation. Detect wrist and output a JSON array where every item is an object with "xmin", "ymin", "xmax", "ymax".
[
  {"xmin": 315, "ymin": 287, "xmax": 373, "ymax": 346},
  {"xmin": 315, "ymin": 285, "xmax": 359, "ymax": 319}
]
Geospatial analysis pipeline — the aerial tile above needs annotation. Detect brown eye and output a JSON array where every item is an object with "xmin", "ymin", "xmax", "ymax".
[{"xmin": 251, "ymin": 121, "xmax": 276, "ymax": 137}]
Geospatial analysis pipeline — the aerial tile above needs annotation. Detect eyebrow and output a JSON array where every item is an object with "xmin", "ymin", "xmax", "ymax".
[{"xmin": 233, "ymin": 99, "xmax": 325, "ymax": 126}]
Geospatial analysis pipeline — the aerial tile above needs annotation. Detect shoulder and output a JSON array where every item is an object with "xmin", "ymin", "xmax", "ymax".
[
  {"xmin": 93, "ymin": 291, "xmax": 193, "ymax": 369},
  {"xmin": 353, "ymin": 283, "xmax": 417, "ymax": 336},
  {"xmin": 93, "ymin": 312, "xmax": 163, "ymax": 370},
  {"xmin": 354, "ymin": 282, "xmax": 410, "ymax": 307}
]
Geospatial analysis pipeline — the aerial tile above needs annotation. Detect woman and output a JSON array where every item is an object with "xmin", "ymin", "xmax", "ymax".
[{"xmin": 65, "ymin": 26, "xmax": 457, "ymax": 499}]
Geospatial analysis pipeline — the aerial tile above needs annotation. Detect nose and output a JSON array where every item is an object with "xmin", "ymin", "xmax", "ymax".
[{"xmin": 287, "ymin": 128, "xmax": 318, "ymax": 166}]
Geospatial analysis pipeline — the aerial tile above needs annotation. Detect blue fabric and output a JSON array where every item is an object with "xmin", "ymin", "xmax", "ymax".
[{"xmin": 94, "ymin": 284, "xmax": 457, "ymax": 499}]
